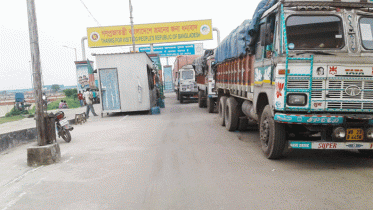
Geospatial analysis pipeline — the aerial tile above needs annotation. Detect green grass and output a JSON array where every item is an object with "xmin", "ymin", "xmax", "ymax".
[
  {"xmin": 0, "ymin": 115, "xmax": 25, "ymax": 124},
  {"xmin": 47, "ymin": 97, "xmax": 81, "ymax": 110},
  {"xmin": 0, "ymin": 97, "xmax": 81, "ymax": 125}
]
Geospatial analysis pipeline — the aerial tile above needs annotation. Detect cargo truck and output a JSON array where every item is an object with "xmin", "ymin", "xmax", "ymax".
[
  {"xmin": 175, "ymin": 65, "xmax": 198, "ymax": 103},
  {"xmin": 215, "ymin": 0, "xmax": 373, "ymax": 159},
  {"xmin": 192, "ymin": 49, "xmax": 217, "ymax": 112},
  {"xmin": 173, "ymin": 55, "xmax": 200, "ymax": 103}
]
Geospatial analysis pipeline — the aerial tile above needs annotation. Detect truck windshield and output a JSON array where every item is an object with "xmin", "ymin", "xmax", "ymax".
[
  {"xmin": 360, "ymin": 17, "xmax": 373, "ymax": 50},
  {"xmin": 181, "ymin": 70, "xmax": 194, "ymax": 80},
  {"xmin": 286, "ymin": 15, "xmax": 344, "ymax": 50}
]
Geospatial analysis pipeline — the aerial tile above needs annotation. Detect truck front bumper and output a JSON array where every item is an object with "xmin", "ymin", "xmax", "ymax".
[
  {"xmin": 274, "ymin": 113, "xmax": 373, "ymax": 125},
  {"xmin": 274, "ymin": 113, "xmax": 373, "ymax": 150},
  {"xmin": 180, "ymin": 91, "xmax": 198, "ymax": 96},
  {"xmin": 289, "ymin": 141, "xmax": 373, "ymax": 150}
]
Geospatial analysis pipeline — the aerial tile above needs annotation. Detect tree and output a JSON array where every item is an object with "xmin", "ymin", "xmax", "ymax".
[
  {"xmin": 63, "ymin": 88, "xmax": 77, "ymax": 99},
  {"xmin": 51, "ymin": 84, "xmax": 60, "ymax": 92}
]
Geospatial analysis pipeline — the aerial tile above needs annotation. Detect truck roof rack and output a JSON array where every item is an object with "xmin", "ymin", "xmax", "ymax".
[{"xmin": 281, "ymin": 0, "xmax": 373, "ymax": 8}]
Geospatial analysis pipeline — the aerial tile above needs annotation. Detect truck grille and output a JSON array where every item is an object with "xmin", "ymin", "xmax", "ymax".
[
  {"xmin": 327, "ymin": 81, "xmax": 373, "ymax": 100},
  {"xmin": 327, "ymin": 102, "xmax": 373, "ymax": 110},
  {"xmin": 312, "ymin": 80, "xmax": 322, "ymax": 99},
  {"xmin": 287, "ymin": 78, "xmax": 373, "ymax": 111}
]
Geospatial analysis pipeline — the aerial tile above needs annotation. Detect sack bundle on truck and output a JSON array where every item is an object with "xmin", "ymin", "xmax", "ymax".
[
  {"xmin": 214, "ymin": 0, "xmax": 373, "ymax": 159},
  {"xmin": 192, "ymin": 49, "xmax": 217, "ymax": 112}
]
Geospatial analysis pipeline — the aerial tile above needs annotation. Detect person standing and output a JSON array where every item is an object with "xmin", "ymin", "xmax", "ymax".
[
  {"xmin": 83, "ymin": 88, "xmax": 98, "ymax": 118},
  {"xmin": 78, "ymin": 91, "xmax": 84, "ymax": 107},
  {"xmin": 92, "ymin": 90, "xmax": 97, "ymax": 104}
]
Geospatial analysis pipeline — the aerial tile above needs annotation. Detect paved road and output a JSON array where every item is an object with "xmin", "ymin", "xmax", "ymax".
[{"xmin": 1, "ymin": 93, "xmax": 373, "ymax": 209}]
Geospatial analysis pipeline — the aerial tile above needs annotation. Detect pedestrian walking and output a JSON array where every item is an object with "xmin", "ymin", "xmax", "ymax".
[
  {"xmin": 78, "ymin": 91, "xmax": 84, "ymax": 106},
  {"xmin": 83, "ymin": 88, "xmax": 98, "ymax": 118}
]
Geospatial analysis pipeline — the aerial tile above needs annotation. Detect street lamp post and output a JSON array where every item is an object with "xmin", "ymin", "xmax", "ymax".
[
  {"xmin": 62, "ymin": 45, "xmax": 77, "ymax": 61},
  {"xmin": 129, "ymin": 0, "xmax": 136, "ymax": 52}
]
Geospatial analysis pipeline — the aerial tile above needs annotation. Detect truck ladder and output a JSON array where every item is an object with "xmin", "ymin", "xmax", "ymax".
[{"xmin": 281, "ymin": 4, "xmax": 314, "ymax": 112}]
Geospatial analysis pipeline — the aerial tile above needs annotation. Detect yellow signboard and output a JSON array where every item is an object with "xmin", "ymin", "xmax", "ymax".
[{"xmin": 87, "ymin": 19, "xmax": 213, "ymax": 48}]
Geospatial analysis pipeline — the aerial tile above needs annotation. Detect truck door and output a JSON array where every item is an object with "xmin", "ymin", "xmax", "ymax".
[
  {"xmin": 255, "ymin": 14, "xmax": 277, "ymax": 88},
  {"xmin": 99, "ymin": 68, "xmax": 121, "ymax": 111}
]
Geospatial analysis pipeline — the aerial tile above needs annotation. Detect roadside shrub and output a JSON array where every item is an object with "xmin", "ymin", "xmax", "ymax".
[
  {"xmin": 5, "ymin": 107, "xmax": 29, "ymax": 117},
  {"xmin": 63, "ymin": 88, "xmax": 78, "ymax": 99}
]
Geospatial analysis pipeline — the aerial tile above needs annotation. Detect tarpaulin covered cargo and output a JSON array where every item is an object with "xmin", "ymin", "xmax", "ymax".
[
  {"xmin": 215, "ymin": 0, "xmax": 278, "ymax": 64},
  {"xmin": 192, "ymin": 49, "xmax": 214, "ymax": 75}
]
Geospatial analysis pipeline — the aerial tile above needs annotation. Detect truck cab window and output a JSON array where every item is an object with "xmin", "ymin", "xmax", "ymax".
[
  {"xmin": 286, "ymin": 15, "xmax": 344, "ymax": 50},
  {"xmin": 181, "ymin": 70, "xmax": 194, "ymax": 80},
  {"xmin": 360, "ymin": 17, "xmax": 373, "ymax": 50},
  {"xmin": 256, "ymin": 26, "xmax": 264, "ymax": 60},
  {"xmin": 265, "ymin": 15, "xmax": 276, "ymax": 58}
]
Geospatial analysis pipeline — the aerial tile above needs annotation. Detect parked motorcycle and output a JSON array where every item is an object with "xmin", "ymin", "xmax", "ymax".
[{"xmin": 53, "ymin": 111, "xmax": 74, "ymax": 142}]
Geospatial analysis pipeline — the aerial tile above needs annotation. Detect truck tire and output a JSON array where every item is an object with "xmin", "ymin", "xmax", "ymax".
[
  {"xmin": 237, "ymin": 117, "xmax": 249, "ymax": 131},
  {"xmin": 218, "ymin": 96, "xmax": 227, "ymax": 126},
  {"xmin": 180, "ymin": 93, "xmax": 184, "ymax": 104},
  {"xmin": 176, "ymin": 90, "xmax": 180, "ymax": 100},
  {"xmin": 259, "ymin": 105, "xmax": 287, "ymax": 159},
  {"xmin": 225, "ymin": 97, "xmax": 239, "ymax": 131},
  {"xmin": 207, "ymin": 97, "xmax": 214, "ymax": 113},
  {"xmin": 198, "ymin": 90, "xmax": 204, "ymax": 108}
]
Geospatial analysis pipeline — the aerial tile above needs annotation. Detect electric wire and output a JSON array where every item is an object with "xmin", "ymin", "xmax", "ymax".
[{"xmin": 79, "ymin": 0, "xmax": 101, "ymax": 26}]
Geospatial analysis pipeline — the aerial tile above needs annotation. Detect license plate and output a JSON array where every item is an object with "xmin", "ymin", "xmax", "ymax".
[
  {"xmin": 346, "ymin": 129, "xmax": 364, "ymax": 141},
  {"xmin": 60, "ymin": 119, "xmax": 68, "ymax": 126}
]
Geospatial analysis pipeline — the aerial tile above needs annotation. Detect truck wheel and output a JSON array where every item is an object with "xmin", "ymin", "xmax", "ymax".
[
  {"xmin": 207, "ymin": 97, "xmax": 214, "ymax": 113},
  {"xmin": 180, "ymin": 93, "xmax": 184, "ymax": 104},
  {"xmin": 218, "ymin": 96, "xmax": 227, "ymax": 126},
  {"xmin": 237, "ymin": 117, "xmax": 249, "ymax": 131},
  {"xmin": 198, "ymin": 91, "xmax": 204, "ymax": 108},
  {"xmin": 225, "ymin": 97, "xmax": 239, "ymax": 131},
  {"xmin": 176, "ymin": 90, "xmax": 180, "ymax": 100},
  {"xmin": 259, "ymin": 105, "xmax": 287, "ymax": 159}
]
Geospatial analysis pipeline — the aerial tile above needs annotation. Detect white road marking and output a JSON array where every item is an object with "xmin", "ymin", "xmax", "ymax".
[
  {"xmin": 2, "ymin": 166, "xmax": 44, "ymax": 188},
  {"xmin": 119, "ymin": 115, "xmax": 129, "ymax": 121},
  {"xmin": 63, "ymin": 156, "xmax": 74, "ymax": 163},
  {"xmin": 1, "ymin": 192, "xmax": 27, "ymax": 210}
]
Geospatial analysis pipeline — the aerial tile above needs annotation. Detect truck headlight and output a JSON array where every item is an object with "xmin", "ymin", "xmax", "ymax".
[
  {"xmin": 366, "ymin": 128, "xmax": 373, "ymax": 139},
  {"xmin": 333, "ymin": 127, "xmax": 346, "ymax": 139},
  {"xmin": 287, "ymin": 94, "xmax": 307, "ymax": 106}
]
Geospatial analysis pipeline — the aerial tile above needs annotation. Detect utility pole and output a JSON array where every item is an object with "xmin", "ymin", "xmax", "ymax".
[
  {"xmin": 27, "ymin": 0, "xmax": 46, "ymax": 146},
  {"xmin": 129, "ymin": 0, "xmax": 136, "ymax": 52}
]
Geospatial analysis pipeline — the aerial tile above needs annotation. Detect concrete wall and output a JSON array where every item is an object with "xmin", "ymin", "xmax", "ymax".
[{"xmin": 0, "ymin": 128, "xmax": 37, "ymax": 153}]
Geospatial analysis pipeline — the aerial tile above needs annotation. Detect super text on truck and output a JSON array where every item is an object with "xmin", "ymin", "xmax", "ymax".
[{"xmin": 214, "ymin": 0, "xmax": 373, "ymax": 159}]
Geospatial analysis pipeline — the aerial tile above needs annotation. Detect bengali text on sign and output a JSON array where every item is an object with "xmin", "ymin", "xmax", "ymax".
[{"xmin": 87, "ymin": 19, "xmax": 213, "ymax": 48}]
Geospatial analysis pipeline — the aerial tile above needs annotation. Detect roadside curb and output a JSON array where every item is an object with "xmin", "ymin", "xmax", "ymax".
[
  {"xmin": 0, "ymin": 127, "xmax": 37, "ymax": 153},
  {"xmin": 0, "ymin": 117, "xmax": 77, "ymax": 154}
]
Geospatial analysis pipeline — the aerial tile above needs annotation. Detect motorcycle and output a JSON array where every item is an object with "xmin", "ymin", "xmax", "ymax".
[{"xmin": 53, "ymin": 111, "xmax": 74, "ymax": 142}]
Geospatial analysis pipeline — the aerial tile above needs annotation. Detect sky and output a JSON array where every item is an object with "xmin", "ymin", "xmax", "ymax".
[{"xmin": 0, "ymin": 0, "xmax": 261, "ymax": 91}]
